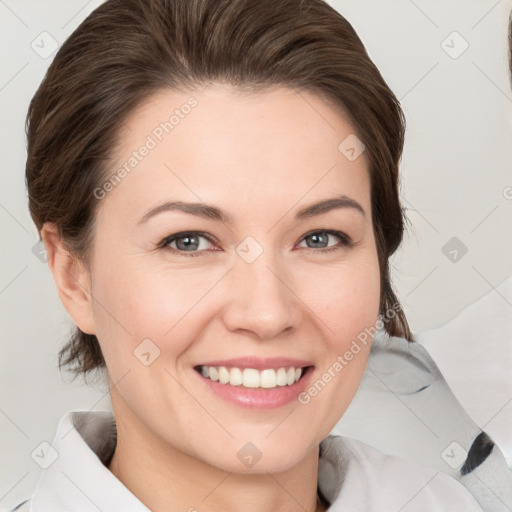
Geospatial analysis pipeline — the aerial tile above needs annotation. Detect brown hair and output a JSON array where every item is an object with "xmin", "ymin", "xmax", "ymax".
[{"xmin": 26, "ymin": 0, "xmax": 413, "ymax": 382}]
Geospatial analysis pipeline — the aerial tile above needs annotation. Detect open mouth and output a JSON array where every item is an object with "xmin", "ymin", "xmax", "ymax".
[{"xmin": 194, "ymin": 364, "xmax": 313, "ymax": 390}]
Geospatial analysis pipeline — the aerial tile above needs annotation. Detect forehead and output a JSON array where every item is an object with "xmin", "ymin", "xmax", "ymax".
[{"xmin": 98, "ymin": 84, "xmax": 371, "ymax": 226}]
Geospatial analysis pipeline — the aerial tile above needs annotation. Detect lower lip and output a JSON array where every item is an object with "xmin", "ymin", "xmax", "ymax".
[{"xmin": 194, "ymin": 366, "xmax": 314, "ymax": 409}]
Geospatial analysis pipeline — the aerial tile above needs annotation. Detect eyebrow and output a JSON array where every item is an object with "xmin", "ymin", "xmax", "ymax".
[{"xmin": 137, "ymin": 195, "xmax": 366, "ymax": 225}]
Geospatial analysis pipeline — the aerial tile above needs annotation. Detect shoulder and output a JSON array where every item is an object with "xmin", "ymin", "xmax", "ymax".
[
  {"xmin": 319, "ymin": 435, "xmax": 484, "ymax": 511},
  {"xmin": 8, "ymin": 498, "xmax": 31, "ymax": 512}
]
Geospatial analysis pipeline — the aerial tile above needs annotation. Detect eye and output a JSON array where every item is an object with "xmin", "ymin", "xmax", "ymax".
[
  {"xmin": 159, "ymin": 229, "xmax": 353, "ymax": 257},
  {"xmin": 296, "ymin": 230, "xmax": 353, "ymax": 253},
  {"xmin": 160, "ymin": 231, "xmax": 218, "ymax": 256}
]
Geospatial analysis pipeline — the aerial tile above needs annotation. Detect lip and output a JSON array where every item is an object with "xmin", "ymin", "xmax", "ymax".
[
  {"xmin": 193, "ymin": 364, "xmax": 315, "ymax": 409},
  {"xmin": 194, "ymin": 357, "xmax": 313, "ymax": 370}
]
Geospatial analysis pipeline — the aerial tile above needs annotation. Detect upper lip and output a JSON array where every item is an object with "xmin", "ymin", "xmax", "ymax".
[{"xmin": 195, "ymin": 357, "xmax": 314, "ymax": 370}]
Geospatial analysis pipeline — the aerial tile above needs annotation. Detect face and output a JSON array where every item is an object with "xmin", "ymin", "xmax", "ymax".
[{"xmin": 86, "ymin": 83, "xmax": 380, "ymax": 473}]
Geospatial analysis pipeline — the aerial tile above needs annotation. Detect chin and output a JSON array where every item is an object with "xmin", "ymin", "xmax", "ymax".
[{"xmin": 196, "ymin": 434, "xmax": 319, "ymax": 475}]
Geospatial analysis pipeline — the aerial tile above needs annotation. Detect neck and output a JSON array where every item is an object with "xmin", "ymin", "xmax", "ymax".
[{"xmin": 107, "ymin": 403, "xmax": 328, "ymax": 512}]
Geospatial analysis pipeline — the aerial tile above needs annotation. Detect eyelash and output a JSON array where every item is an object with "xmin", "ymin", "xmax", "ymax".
[{"xmin": 158, "ymin": 230, "xmax": 354, "ymax": 257}]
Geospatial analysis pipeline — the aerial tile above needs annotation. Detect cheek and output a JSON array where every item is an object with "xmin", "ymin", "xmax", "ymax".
[
  {"xmin": 298, "ymin": 255, "xmax": 381, "ymax": 344},
  {"xmin": 292, "ymin": 255, "xmax": 381, "ymax": 438},
  {"xmin": 89, "ymin": 251, "xmax": 221, "ymax": 369}
]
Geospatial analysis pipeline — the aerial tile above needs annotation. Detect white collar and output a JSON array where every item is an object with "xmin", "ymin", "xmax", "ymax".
[{"xmin": 31, "ymin": 410, "xmax": 150, "ymax": 511}]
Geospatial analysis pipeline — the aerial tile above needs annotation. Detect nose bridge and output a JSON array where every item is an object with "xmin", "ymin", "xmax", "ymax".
[{"xmin": 222, "ymin": 243, "xmax": 300, "ymax": 339}]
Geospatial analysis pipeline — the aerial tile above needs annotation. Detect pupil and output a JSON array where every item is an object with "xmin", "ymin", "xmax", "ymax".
[
  {"xmin": 309, "ymin": 232, "xmax": 327, "ymax": 248},
  {"xmin": 178, "ymin": 235, "xmax": 198, "ymax": 251}
]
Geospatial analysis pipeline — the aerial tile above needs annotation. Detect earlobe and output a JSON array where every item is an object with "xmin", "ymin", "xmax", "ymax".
[{"xmin": 40, "ymin": 223, "xmax": 96, "ymax": 335}]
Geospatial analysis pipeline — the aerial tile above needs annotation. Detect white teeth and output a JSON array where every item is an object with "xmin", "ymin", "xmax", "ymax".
[
  {"xmin": 229, "ymin": 367, "xmax": 243, "ymax": 386},
  {"xmin": 209, "ymin": 367, "xmax": 218, "ymax": 381},
  {"xmin": 260, "ymin": 369, "xmax": 277, "ymax": 388},
  {"xmin": 242, "ymin": 368, "xmax": 260, "ymax": 388},
  {"xmin": 276, "ymin": 367, "xmax": 288, "ymax": 386},
  {"xmin": 218, "ymin": 366, "xmax": 230, "ymax": 384},
  {"xmin": 200, "ymin": 365, "xmax": 305, "ymax": 389}
]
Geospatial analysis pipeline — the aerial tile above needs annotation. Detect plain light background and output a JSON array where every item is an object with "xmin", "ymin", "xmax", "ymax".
[{"xmin": 1, "ymin": 0, "xmax": 511, "ymax": 509}]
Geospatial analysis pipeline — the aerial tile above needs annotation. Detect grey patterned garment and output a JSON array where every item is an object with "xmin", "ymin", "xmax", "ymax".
[{"xmin": 333, "ymin": 328, "xmax": 512, "ymax": 512}]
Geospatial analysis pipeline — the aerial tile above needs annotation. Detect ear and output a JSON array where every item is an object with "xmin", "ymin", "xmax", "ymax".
[{"xmin": 41, "ymin": 223, "xmax": 96, "ymax": 335}]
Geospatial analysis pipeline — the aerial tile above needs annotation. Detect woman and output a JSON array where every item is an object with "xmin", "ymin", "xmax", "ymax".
[{"xmin": 14, "ymin": 0, "xmax": 486, "ymax": 510}]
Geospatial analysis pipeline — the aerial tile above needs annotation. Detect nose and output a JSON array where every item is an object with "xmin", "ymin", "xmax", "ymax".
[{"xmin": 220, "ymin": 251, "xmax": 302, "ymax": 341}]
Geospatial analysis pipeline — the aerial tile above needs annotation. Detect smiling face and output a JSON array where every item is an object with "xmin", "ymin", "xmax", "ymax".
[{"xmin": 84, "ymin": 83, "xmax": 380, "ymax": 474}]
